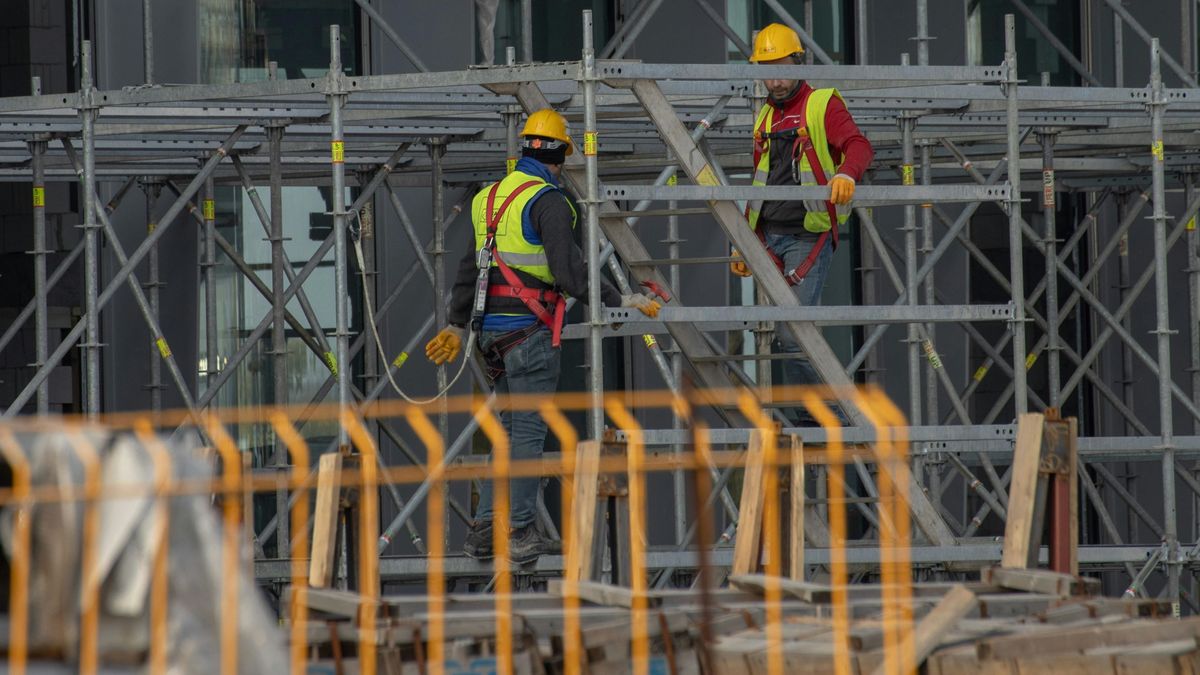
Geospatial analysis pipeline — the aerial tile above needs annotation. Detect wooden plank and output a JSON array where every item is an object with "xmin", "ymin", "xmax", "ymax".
[
  {"xmin": 1002, "ymin": 413, "xmax": 1046, "ymax": 569},
  {"xmin": 566, "ymin": 440, "xmax": 602, "ymax": 583},
  {"xmin": 1067, "ymin": 417, "xmax": 1080, "ymax": 576},
  {"xmin": 981, "ymin": 566, "xmax": 1100, "ymax": 597},
  {"xmin": 547, "ymin": 579, "xmax": 664, "ymax": 609},
  {"xmin": 869, "ymin": 585, "xmax": 977, "ymax": 675},
  {"xmin": 790, "ymin": 435, "xmax": 805, "ymax": 581},
  {"xmin": 729, "ymin": 573, "xmax": 828, "ymax": 602},
  {"xmin": 732, "ymin": 431, "xmax": 768, "ymax": 576},
  {"xmin": 977, "ymin": 617, "xmax": 1200, "ymax": 660},
  {"xmin": 309, "ymin": 451, "xmax": 343, "ymax": 589}
]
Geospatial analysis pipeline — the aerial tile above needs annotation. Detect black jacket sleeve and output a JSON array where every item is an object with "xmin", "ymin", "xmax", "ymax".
[
  {"xmin": 447, "ymin": 234, "xmax": 477, "ymax": 328},
  {"xmin": 532, "ymin": 190, "xmax": 622, "ymax": 307}
]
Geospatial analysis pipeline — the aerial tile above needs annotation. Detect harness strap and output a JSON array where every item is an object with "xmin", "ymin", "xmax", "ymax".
[
  {"xmin": 483, "ymin": 180, "xmax": 568, "ymax": 346},
  {"xmin": 752, "ymin": 99, "xmax": 840, "ymax": 287}
]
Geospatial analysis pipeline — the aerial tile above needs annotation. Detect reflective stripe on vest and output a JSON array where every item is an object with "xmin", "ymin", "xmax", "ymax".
[
  {"xmin": 471, "ymin": 170, "xmax": 577, "ymax": 285},
  {"xmin": 747, "ymin": 88, "xmax": 851, "ymax": 233}
]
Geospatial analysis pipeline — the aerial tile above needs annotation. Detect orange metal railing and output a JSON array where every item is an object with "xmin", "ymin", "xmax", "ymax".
[{"xmin": 0, "ymin": 384, "xmax": 914, "ymax": 674}]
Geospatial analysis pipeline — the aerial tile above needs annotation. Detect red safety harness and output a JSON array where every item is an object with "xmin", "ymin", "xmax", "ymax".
[
  {"xmin": 481, "ymin": 180, "xmax": 567, "ymax": 347},
  {"xmin": 753, "ymin": 112, "xmax": 840, "ymax": 286}
]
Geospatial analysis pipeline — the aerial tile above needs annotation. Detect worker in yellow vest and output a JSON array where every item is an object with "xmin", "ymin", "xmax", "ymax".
[
  {"xmin": 426, "ymin": 109, "xmax": 662, "ymax": 563},
  {"xmin": 731, "ymin": 23, "xmax": 874, "ymax": 424}
]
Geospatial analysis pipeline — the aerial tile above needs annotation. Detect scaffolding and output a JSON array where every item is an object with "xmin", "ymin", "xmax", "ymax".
[{"xmin": 2, "ymin": 3, "xmax": 1200, "ymax": 617}]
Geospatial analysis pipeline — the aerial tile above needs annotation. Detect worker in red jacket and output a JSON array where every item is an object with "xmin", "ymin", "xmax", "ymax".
[{"xmin": 731, "ymin": 22, "xmax": 874, "ymax": 424}]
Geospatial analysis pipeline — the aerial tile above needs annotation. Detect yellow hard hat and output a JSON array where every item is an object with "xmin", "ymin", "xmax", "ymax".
[
  {"xmin": 520, "ymin": 109, "xmax": 574, "ymax": 156},
  {"xmin": 750, "ymin": 23, "xmax": 805, "ymax": 63}
]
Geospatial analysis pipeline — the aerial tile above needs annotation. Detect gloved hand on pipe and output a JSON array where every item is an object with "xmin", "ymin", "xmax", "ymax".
[
  {"xmin": 425, "ymin": 325, "xmax": 466, "ymax": 365},
  {"xmin": 729, "ymin": 249, "xmax": 752, "ymax": 277},
  {"xmin": 620, "ymin": 293, "xmax": 662, "ymax": 318},
  {"xmin": 829, "ymin": 174, "xmax": 855, "ymax": 205}
]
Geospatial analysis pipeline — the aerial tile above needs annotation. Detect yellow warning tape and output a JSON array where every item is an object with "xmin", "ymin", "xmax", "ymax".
[
  {"xmin": 506, "ymin": 157, "xmax": 516, "ymax": 174},
  {"xmin": 156, "ymin": 338, "xmax": 172, "ymax": 359},
  {"xmin": 695, "ymin": 165, "xmax": 720, "ymax": 187},
  {"xmin": 331, "ymin": 140, "xmax": 345, "ymax": 164},
  {"xmin": 922, "ymin": 339, "xmax": 943, "ymax": 370},
  {"xmin": 393, "ymin": 351, "xmax": 409, "ymax": 368},
  {"xmin": 1152, "ymin": 141, "xmax": 1164, "ymax": 161},
  {"xmin": 973, "ymin": 365, "xmax": 989, "ymax": 382},
  {"xmin": 202, "ymin": 199, "xmax": 215, "ymax": 221},
  {"xmin": 643, "ymin": 335, "xmax": 657, "ymax": 349},
  {"xmin": 584, "ymin": 132, "xmax": 598, "ymax": 156},
  {"xmin": 1025, "ymin": 352, "xmax": 1038, "ymax": 370},
  {"xmin": 324, "ymin": 351, "xmax": 338, "ymax": 375},
  {"xmin": 32, "ymin": 187, "xmax": 44, "ymax": 208},
  {"xmin": 1188, "ymin": 216, "xmax": 1196, "ymax": 232},
  {"xmin": 902, "ymin": 164, "xmax": 914, "ymax": 186}
]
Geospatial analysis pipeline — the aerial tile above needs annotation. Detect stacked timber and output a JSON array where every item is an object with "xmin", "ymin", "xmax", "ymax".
[{"xmin": 289, "ymin": 567, "xmax": 1194, "ymax": 674}]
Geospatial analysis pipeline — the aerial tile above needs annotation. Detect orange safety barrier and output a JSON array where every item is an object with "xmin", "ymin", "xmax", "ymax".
[{"xmin": 0, "ymin": 384, "xmax": 914, "ymax": 674}]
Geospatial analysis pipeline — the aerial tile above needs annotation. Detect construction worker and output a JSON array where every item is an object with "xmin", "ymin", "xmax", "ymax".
[
  {"xmin": 732, "ymin": 22, "xmax": 874, "ymax": 423},
  {"xmin": 425, "ymin": 108, "xmax": 662, "ymax": 564}
]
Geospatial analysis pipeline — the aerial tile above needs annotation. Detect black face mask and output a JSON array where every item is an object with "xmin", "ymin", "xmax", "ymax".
[{"xmin": 523, "ymin": 146, "xmax": 567, "ymax": 166}]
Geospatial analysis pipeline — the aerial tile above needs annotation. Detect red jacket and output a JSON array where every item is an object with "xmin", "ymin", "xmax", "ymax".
[{"xmin": 753, "ymin": 82, "xmax": 874, "ymax": 183}]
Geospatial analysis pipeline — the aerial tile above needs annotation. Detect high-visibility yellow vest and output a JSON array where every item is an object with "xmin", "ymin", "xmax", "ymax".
[
  {"xmin": 471, "ymin": 170, "xmax": 577, "ymax": 285},
  {"xmin": 747, "ymin": 88, "xmax": 851, "ymax": 234}
]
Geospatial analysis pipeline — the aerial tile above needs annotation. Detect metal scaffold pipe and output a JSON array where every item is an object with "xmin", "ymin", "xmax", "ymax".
[
  {"xmin": 269, "ymin": 124, "xmax": 289, "ymax": 559},
  {"xmin": 582, "ymin": 10, "xmax": 604, "ymax": 441},
  {"xmin": 29, "ymin": 108, "xmax": 47, "ymax": 414},
  {"xmin": 1005, "ymin": 15, "xmax": 1029, "ymax": 416},
  {"xmin": 80, "ymin": 40, "xmax": 100, "ymax": 417},
  {"xmin": 1149, "ymin": 37, "xmax": 1181, "ymax": 617},
  {"xmin": 328, "ymin": 25, "xmax": 351, "ymax": 445}
]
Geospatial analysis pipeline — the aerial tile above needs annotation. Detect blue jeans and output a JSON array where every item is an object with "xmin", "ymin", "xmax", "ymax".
[
  {"xmin": 474, "ymin": 327, "xmax": 560, "ymax": 528},
  {"xmin": 765, "ymin": 232, "xmax": 834, "ymax": 423}
]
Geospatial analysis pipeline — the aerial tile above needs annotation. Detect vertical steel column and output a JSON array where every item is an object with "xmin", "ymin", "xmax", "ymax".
[
  {"xmin": 328, "ymin": 26, "xmax": 351, "ymax": 443},
  {"xmin": 916, "ymin": 0, "xmax": 931, "ymax": 65},
  {"xmin": 900, "ymin": 55, "xmax": 921, "ymax": 428},
  {"xmin": 521, "ymin": 0, "xmax": 533, "ymax": 63},
  {"xmin": 668, "ymin": 188, "xmax": 686, "ymax": 544},
  {"xmin": 1005, "ymin": 16, "xmax": 1029, "ymax": 415},
  {"xmin": 142, "ymin": 0, "xmax": 153, "ymax": 85},
  {"xmin": 1183, "ymin": 0, "xmax": 1195, "ymax": 79},
  {"xmin": 920, "ymin": 142, "xmax": 937, "ymax": 426},
  {"xmin": 29, "ymin": 105, "xmax": 48, "ymax": 414},
  {"xmin": 855, "ymin": 0, "xmax": 868, "ymax": 65},
  {"xmin": 145, "ymin": 181, "xmax": 163, "ymax": 412},
  {"xmin": 1114, "ymin": 6, "xmax": 1125, "ymax": 87},
  {"xmin": 505, "ymin": 47, "xmax": 519, "ymax": 174},
  {"xmin": 582, "ymin": 10, "xmax": 604, "ymax": 440},
  {"xmin": 269, "ymin": 124, "xmax": 289, "ymax": 558},
  {"xmin": 204, "ymin": 178, "xmax": 218, "ymax": 391},
  {"xmin": 430, "ymin": 139, "xmax": 449, "ymax": 450},
  {"xmin": 803, "ymin": 0, "xmax": 814, "ymax": 65},
  {"xmin": 1189, "ymin": 174, "xmax": 1200, "ymax": 438},
  {"xmin": 80, "ymin": 41, "xmax": 100, "ymax": 416},
  {"xmin": 1040, "ymin": 125, "xmax": 1061, "ymax": 406},
  {"xmin": 1149, "ymin": 38, "xmax": 1181, "ymax": 617}
]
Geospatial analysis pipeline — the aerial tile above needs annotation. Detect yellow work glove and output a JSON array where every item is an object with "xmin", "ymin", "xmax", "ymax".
[
  {"xmin": 425, "ymin": 325, "xmax": 466, "ymax": 365},
  {"xmin": 829, "ymin": 174, "xmax": 855, "ymax": 206},
  {"xmin": 621, "ymin": 293, "xmax": 662, "ymax": 318},
  {"xmin": 729, "ymin": 249, "xmax": 752, "ymax": 278}
]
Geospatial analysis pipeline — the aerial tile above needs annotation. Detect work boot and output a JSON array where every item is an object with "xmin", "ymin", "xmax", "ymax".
[
  {"xmin": 463, "ymin": 521, "xmax": 493, "ymax": 560},
  {"xmin": 509, "ymin": 525, "xmax": 557, "ymax": 565}
]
